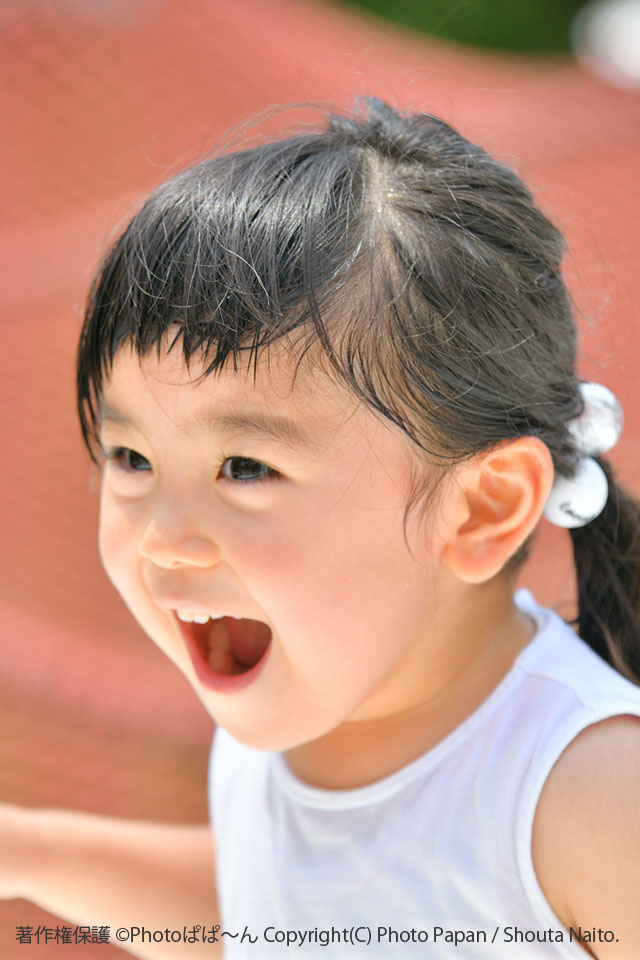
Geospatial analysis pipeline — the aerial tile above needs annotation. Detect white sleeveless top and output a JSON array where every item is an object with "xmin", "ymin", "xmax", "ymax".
[{"xmin": 208, "ymin": 589, "xmax": 640, "ymax": 957}]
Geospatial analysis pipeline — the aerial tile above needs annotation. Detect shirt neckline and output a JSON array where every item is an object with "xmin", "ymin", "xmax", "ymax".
[{"xmin": 271, "ymin": 588, "xmax": 555, "ymax": 809}]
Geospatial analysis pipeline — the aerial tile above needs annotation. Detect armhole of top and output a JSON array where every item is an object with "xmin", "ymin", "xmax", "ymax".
[
  {"xmin": 516, "ymin": 704, "xmax": 640, "ymax": 948},
  {"xmin": 206, "ymin": 725, "xmax": 220, "ymax": 831}
]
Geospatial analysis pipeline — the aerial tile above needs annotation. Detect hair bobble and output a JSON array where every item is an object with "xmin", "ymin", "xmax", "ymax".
[{"xmin": 543, "ymin": 382, "xmax": 624, "ymax": 529}]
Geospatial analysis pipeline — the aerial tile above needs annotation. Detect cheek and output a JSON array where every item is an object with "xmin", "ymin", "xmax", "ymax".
[
  {"xmin": 98, "ymin": 490, "xmax": 139, "ymax": 593},
  {"xmin": 235, "ymin": 493, "xmax": 422, "ymax": 633}
]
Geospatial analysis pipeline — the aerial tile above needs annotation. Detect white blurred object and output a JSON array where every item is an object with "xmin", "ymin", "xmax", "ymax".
[
  {"xmin": 543, "ymin": 456, "xmax": 610, "ymax": 528},
  {"xmin": 543, "ymin": 381, "xmax": 623, "ymax": 529},
  {"xmin": 572, "ymin": 0, "xmax": 640, "ymax": 88},
  {"xmin": 567, "ymin": 382, "xmax": 624, "ymax": 457}
]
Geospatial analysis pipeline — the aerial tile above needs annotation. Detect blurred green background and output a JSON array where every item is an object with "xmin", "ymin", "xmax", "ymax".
[{"xmin": 344, "ymin": 0, "xmax": 588, "ymax": 51}]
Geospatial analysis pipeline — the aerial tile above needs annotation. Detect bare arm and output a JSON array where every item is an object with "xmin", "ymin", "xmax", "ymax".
[
  {"xmin": 2, "ymin": 803, "xmax": 221, "ymax": 959},
  {"xmin": 533, "ymin": 715, "xmax": 640, "ymax": 959}
]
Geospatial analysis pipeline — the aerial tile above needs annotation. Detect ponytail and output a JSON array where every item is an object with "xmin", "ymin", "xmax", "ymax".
[{"xmin": 570, "ymin": 458, "xmax": 640, "ymax": 683}]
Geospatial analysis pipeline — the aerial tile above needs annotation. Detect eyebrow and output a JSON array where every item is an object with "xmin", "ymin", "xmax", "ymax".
[{"xmin": 97, "ymin": 402, "xmax": 316, "ymax": 450}]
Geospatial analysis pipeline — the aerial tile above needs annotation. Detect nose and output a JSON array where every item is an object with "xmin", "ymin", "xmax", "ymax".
[{"xmin": 138, "ymin": 497, "xmax": 221, "ymax": 570}]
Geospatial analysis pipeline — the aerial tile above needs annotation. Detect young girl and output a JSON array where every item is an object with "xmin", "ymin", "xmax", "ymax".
[{"xmin": 3, "ymin": 98, "xmax": 640, "ymax": 958}]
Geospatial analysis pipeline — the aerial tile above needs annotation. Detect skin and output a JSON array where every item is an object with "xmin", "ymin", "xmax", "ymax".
[
  {"xmin": 97, "ymin": 334, "xmax": 640, "ymax": 957},
  {"xmin": 97, "ymin": 337, "xmax": 537, "ymax": 769},
  {"xmin": 532, "ymin": 714, "xmax": 640, "ymax": 959}
]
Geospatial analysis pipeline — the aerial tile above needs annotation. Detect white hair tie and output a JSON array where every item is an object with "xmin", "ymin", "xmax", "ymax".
[{"xmin": 543, "ymin": 382, "xmax": 624, "ymax": 529}]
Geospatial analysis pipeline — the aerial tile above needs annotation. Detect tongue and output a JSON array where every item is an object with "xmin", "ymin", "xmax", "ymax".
[{"xmin": 224, "ymin": 618, "xmax": 271, "ymax": 669}]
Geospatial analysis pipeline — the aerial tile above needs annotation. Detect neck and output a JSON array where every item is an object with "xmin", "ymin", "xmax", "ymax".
[{"xmin": 284, "ymin": 577, "xmax": 535, "ymax": 790}]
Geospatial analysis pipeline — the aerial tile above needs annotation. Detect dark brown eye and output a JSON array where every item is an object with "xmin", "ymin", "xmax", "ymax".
[
  {"xmin": 105, "ymin": 447, "xmax": 151, "ymax": 472},
  {"xmin": 220, "ymin": 457, "xmax": 278, "ymax": 482}
]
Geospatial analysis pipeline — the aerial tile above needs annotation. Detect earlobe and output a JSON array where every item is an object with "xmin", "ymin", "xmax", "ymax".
[{"xmin": 444, "ymin": 437, "xmax": 554, "ymax": 584}]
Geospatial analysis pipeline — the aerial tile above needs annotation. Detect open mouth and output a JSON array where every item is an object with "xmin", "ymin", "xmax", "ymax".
[{"xmin": 177, "ymin": 614, "xmax": 273, "ymax": 686}]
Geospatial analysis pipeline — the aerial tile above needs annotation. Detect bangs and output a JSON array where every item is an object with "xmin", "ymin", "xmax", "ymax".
[
  {"xmin": 78, "ymin": 99, "xmax": 578, "ymax": 475},
  {"xmin": 77, "ymin": 129, "xmax": 373, "ymax": 460}
]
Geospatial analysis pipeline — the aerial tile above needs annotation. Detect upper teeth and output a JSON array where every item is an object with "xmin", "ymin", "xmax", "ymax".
[{"xmin": 176, "ymin": 609, "xmax": 242, "ymax": 624}]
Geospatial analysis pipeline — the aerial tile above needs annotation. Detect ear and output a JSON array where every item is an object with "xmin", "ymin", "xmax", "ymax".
[{"xmin": 444, "ymin": 437, "xmax": 554, "ymax": 584}]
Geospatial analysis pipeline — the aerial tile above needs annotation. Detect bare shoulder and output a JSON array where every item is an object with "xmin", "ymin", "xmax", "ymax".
[{"xmin": 532, "ymin": 714, "xmax": 640, "ymax": 958}]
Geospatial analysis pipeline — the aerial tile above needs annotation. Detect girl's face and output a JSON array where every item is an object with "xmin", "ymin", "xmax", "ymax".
[{"xmin": 98, "ymin": 338, "xmax": 455, "ymax": 751}]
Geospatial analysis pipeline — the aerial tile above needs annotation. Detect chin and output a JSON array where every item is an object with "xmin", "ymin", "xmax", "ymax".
[{"xmin": 207, "ymin": 705, "xmax": 341, "ymax": 755}]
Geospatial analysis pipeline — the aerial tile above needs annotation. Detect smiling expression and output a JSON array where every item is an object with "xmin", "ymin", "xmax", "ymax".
[{"xmin": 97, "ymin": 337, "xmax": 457, "ymax": 752}]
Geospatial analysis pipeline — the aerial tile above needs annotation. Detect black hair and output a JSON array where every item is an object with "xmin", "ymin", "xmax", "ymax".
[{"xmin": 77, "ymin": 97, "xmax": 640, "ymax": 683}]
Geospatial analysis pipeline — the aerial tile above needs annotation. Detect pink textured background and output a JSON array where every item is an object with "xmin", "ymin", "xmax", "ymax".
[{"xmin": 1, "ymin": 1, "xmax": 638, "ymax": 955}]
